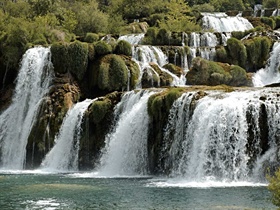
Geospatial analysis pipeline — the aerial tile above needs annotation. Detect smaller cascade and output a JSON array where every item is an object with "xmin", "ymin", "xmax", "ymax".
[
  {"xmin": 253, "ymin": 42, "xmax": 280, "ymax": 86},
  {"xmin": 41, "ymin": 99, "xmax": 94, "ymax": 172},
  {"xmin": 133, "ymin": 46, "xmax": 185, "ymax": 86},
  {"xmin": 97, "ymin": 90, "xmax": 157, "ymax": 176},
  {"xmin": 118, "ymin": 33, "xmax": 145, "ymax": 45},
  {"xmin": 0, "ymin": 47, "xmax": 53, "ymax": 170},
  {"xmin": 202, "ymin": 13, "xmax": 254, "ymax": 32}
]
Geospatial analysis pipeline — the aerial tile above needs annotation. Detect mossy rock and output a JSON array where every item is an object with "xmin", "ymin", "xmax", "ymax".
[
  {"xmin": 216, "ymin": 46, "xmax": 228, "ymax": 63},
  {"xmin": 89, "ymin": 98, "xmax": 112, "ymax": 124},
  {"xmin": 150, "ymin": 63, "xmax": 173, "ymax": 87},
  {"xmin": 84, "ymin": 33, "xmax": 99, "ymax": 43},
  {"xmin": 141, "ymin": 66, "xmax": 160, "ymax": 88},
  {"xmin": 189, "ymin": 57, "xmax": 249, "ymax": 87},
  {"xmin": 91, "ymin": 54, "xmax": 128, "ymax": 92},
  {"xmin": 94, "ymin": 41, "xmax": 112, "ymax": 57},
  {"xmin": 227, "ymin": 38, "xmax": 247, "ymax": 68},
  {"xmin": 68, "ymin": 41, "xmax": 89, "ymax": 81},
  {"xmin": 163, "ymin": 63, "xmax": 183, "ymax": 77},
  {"xmin": 261, "ymin": 17, "xmax": 276, "ymax": 30},
  {"xmin": 114, "ymin": 40, "xmax": 132, "ymax": 56},
  {"xmin": 51, "ymin": 42, "xmax": 68, "ymax": 74},
  {"xmin": 122, "ymin": 56, "xmax": 141, "ymax": 89},
  {"xmin": 244, "ymin": 36, "xmax": 272, "ymax": 72}
]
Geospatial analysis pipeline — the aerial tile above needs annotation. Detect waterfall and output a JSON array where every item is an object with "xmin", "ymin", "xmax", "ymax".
[
  {"xmin": 41, "ymin": 99, "xmax": 94, "ymax": 172},
  {"xmin": 0, "ymin": 47, "xmax": 53, "ymax": 170},
  {"xmin": 133, "ymin": 46, "xmax": 185, "ymax": 86},
  {"xmin": 163, "ymin": 89, "xmax": 279, "ymax": 182},
  {"xmin": 97, "ymin": 90, "xmax": 157, "ymax": 176},
  {"xmin": 253, "ymin": 42, "xmax": 280, "ymax": 87},
  {"xmin": 202, "ymin": 13, "xmax": 254, "ymax": 32},
  {"xmin": 118, "ymin": 33, "xmax": 145, "ymax": 45}
]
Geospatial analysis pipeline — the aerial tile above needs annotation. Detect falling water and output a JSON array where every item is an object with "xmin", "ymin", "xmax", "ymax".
[
  {"xmin": 41, "ymin": 99, "xmax": 94, "ymax": 172},
  {"xmin": 97, "ymin": 90, "xmax": 157, "ymax": 176},
  {"xmin": 163, "ymin": 89, "xmax": 279, "ymax": 183},
  {"xmin": 133, "ymin": 46, "xmax": 185, "ymax": 86},
  {"xmin": 202, "ymin": 13, "xmax": 254, "ymax": 32},
  {"xmin": 0, "ymin": 47, "xmax": 53, "ymax": 170},
  {"xmin": 118, "ymin": 33, "xmax": 145, "ymax": 45},
  {"xmin": 253, "ymin": 42, "xmax": 280, "ymax": 87}
]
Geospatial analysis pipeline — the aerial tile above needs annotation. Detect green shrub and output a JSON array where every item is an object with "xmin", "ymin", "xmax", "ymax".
[
  {"xmin": 268, "ymin": 168, "xmax": 280, "ymax": 207},
  {"xmin": 274, "ymin": 16, "xmax": 280, "ymax": 29},
  {"xmin": 156, "ymin": 28, "xmax": 170, "ymax": 45},
  {"xmin": 94, "ymin": 41, "xmax": 112, "ymax": 57},
  {"xmin": 142, "ymin": 27, "xmax": 158, "ymax": 45},
  {"xmin": 114, "ymin": 40, "xmax": 132, "ymax": 56},
  {"xmin": 68, "ymin": 41, "xmax": 89, "ymax": 80},
  {"xmin": 84, "ymin": 33, "xmax": 99, "ymax": 43},
  {"xmin": 88, "ymin": 43, "xmax": 95, "ymax": 61}
]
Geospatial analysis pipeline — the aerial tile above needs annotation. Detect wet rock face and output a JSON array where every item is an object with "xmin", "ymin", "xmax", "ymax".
[
  {"xmin": 26, "ymin": 73, "xmax": 80, "ymax": 169},
  {"xmin": 79, "ymin": 91, "xmax": 122, "ymax": 170}
]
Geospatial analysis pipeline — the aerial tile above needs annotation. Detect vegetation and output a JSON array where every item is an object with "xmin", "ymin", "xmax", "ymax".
[{"xmin": 268, "ymin": 168, "xmax": 280, "ymax": 207}]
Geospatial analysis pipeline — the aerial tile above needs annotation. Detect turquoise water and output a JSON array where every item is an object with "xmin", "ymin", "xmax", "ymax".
[{"xmin": 0, "ymin": 172, "xmax": 276, "ymax": 210}]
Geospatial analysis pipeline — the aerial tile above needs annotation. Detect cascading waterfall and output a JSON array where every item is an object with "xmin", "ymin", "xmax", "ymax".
[
  {"xmin": 0, "ymin": 47, "xmax": 53, "ymax": 170},
  {"xmin": 97, "ymin": 90, "xmax": 157, "ymax": 176},
  {"xmin": 41, "ymin": 99, "xmax": 94, "ymax": 172},
  {"xmin": 253, "ymin": 42, "xmax": 280, "ymax": 87},
  {"xmin": 202, "ymin": 13, "xmax": 254, "ymax": 32},
  {"xmin": 162, "ymin": 89, "xmax": 280, "ymax": 182},
  {"xmin": 133, "ymin": 46, "xmax": 185, "ymax": 86},
  {"xmin": 118, "ymin": 33, "xmax": 145, "ymax": 45}
]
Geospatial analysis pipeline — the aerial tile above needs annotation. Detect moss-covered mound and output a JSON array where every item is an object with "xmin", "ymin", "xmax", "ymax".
[
  {"xmin": 150, "ymin": 63, "xmax": 173, "ymax": 87},
  {"xmin": 79, "ymin": 91, "xmax": 122, "ymax": 169},
  {"xmin": 114, "ymin": 40, "xmax": 132, "ymax": 56},
  {"xmin": 163, "ymin": 63, "xmax": 184, "ymax": 77},
  {"xmin": 89, "ymin": 54, "xmax": 140, "ymax": 93},
  {"xmin": 51, "ymin": 41, "xmax": 89, "ymax": 81},
  {"xmin": 186, "ymin": 57, "xmax": 249, "ymax": 87}
]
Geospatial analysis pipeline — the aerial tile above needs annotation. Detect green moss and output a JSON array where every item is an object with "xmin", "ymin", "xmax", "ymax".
[
  {"xmin": 163, "ymin": 63, "xmax": 183, "ymax": 77},
  {"xmin": 51, "ymin": 42, "xmax": 68, "ymax": 74},
  {"xmin": 88, "ymin": 43, "xmax": 95, "ymax": 61},
  {"xmin": 244, "ymin": 36, "xmax": 272, "ymax": 71},
  {"xmin": 68, "ymin": 41, "xmax": 89, "ymax": 81},
  {"xmin": 89, "ymin": 98, "xmax": 111, "ymax": 124},
  {"xmin": 84, "ymin": 33, "xmax": 99, "ymax": 43},
  {"xmin": 142, "ymin": 27, "xmax": 158, "ymax": 45},
  {"xmin": 227, "ymin": 38, "xmax": 247, "ymax": 68},
  {"xmin": 123, "ymin": 57, "xmax": 140, "ymax": 89},
  {"xmin": 109, "ymin": 55, "xmax": 128, "ymax": 91},
  {"xmin": 94, "ymin": 41, "xmax": 112, "ymax": 57},
  {"xmin": 156, "ymin": 28, "xmax": 170, "ymax": 45},
  {"xmin": 97, "ymin": 61, "xmax": 110, "ymax": 90},
  {"xmin": 114, "ymin": 40, "xmax": 132, "ymax": 56},
  {"xmin": 186, "ymin": 57, "xmax": 250, "ymax": 87},
  {"xmin": 261, "ymin": 17, "xmax": 276, "ymax": 30},
  {"xmin": 229, "ymin": 65, "xmax": 248, "ymax": 86},
  {"xmin": 150, "ymin": 63, "xmax": 173, "ymax": 87},
  {"xmin": 216, "ymin": 46, "xmax": 228, "ymax": 63}
]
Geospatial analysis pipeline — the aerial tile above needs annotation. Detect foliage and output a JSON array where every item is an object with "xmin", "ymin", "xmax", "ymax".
[
  {"xmin": 89, "ymin": 98, "xmax": 112, "ymax": 124},
  {"xmin": 192, "ymin": 3, "xmax": 215, "ymax": 12},
  {"xmin": 209, "ymin": 0, "xmax": 245, "ymax": 11},
  {"xmin": 263, "ymin": 0, "xmax": 280, "ymax": 8},
  {"xmin": 50, "ymin": 42, "xmax": 68, "ymax": 74},
  {"xmin": 268, "ymin": 168, "xmax": 280, "ymax": 207}
]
